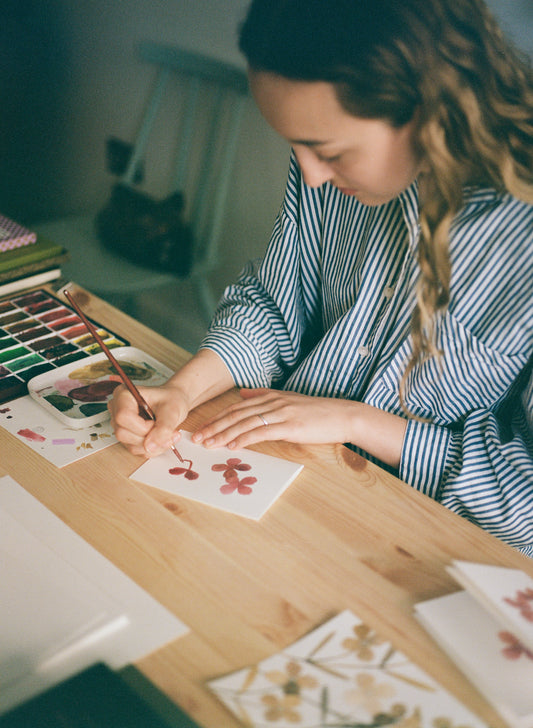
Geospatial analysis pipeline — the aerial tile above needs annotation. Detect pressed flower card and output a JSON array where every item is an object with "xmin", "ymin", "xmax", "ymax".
[
  {"xmin": 415, "ymin": 561, "xmax": 533, "ymax": 728},
  {"xmin": 207, "ymin": 609, "xmax": 487, "ymax": 727},
  {"xmin": 415, "ymin": 589, "xmax": 533, "ymax": 728},
  {"xmin": 130, "ymin": 431, "xmax": 303, "ymax": 520},
  {"xmin": 446, "ymin": 560, "xmax": 533, "ymax": 651}
]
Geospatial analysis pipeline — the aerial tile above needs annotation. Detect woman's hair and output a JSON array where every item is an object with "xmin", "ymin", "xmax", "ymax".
[{"xmin": 239, "ymin": 0, "xmax": 533, "ymax": 413}]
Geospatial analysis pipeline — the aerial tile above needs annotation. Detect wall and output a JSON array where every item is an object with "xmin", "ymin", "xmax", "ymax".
[
  {"xmin": 0, "ymin": 0, "xmax": 290, "ymax": 296},
  {"xmin": 0, "ymin": 0, "xmax": 531, "ymax": 297}
]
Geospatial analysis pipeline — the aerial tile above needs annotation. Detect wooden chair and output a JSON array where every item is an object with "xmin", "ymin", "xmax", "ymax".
[{"xmin": 36, "ymin": 41, "xmax": 249, "ymax": 323}]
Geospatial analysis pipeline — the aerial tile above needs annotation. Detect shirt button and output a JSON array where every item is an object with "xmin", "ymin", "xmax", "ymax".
[
  {"xmin": 358, "ymin": 345, "xmax": 370, "ymax": 357},
  {"xmin": 384, "ymin": 286, "xmax": 394, "ymax": 299}
]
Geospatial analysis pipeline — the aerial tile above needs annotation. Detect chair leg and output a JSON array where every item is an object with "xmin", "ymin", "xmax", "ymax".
[{"xmin": 193, "ymin": 275, "xmax": 217, "ymax": 325}]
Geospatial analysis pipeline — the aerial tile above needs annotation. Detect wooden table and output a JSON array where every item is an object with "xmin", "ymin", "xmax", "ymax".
[{"xmin": 2, "ymin": 283, "xmax": 532, "ymax": 728}]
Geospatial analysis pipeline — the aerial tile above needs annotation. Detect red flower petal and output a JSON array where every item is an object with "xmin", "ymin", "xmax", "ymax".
[
  {"xmin": 220, "ymin": 482, "xmax": 237, "ymax": 494},
  {"xmin": 184, "ymin": 470, "xmax": 199, "ymax": 480},
  {"xmin": 235, "ymin": 463, "xmax": 252, "ymax": 471},
  {"xmin": 211, "ymin": 464, "xmax": 227, "ymax": 471},
  {"xmin": 169, "ymin": 467, "xmax": 187, "ymax": 475},
  {"xmin": 240, "ymin": 476, "xmax": 257, "ymax": 486},
  {"xmin": 226, "ymin": 458, "xmax": 242, "ymax": 467},
  {"xmin": 237, "ymin": 484, "xmax": 253, "ymax": 494}
]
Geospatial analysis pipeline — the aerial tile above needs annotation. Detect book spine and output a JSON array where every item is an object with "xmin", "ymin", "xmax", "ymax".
[{"xmin": 0, "ymin": 268, "xmax": 62, "ymax": 298}]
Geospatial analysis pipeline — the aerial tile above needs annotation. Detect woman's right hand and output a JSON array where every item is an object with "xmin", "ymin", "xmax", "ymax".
[
  {"xmin": 108, "ymin": 347, "xmax": 236, "ymax": 457},
  {"xmin": 108, "ymin": 380, "xmax": 190, "ymax": 457}
]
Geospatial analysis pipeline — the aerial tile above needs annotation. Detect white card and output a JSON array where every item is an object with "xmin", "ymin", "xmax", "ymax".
[
  {"xmin": 0, "ymin": 395, "xmax": 116, "ymax": 467},
  {"xmin": 447, "ymin": 560, "xmax": 533, "ymax": 651},
  {"xmin": 131, "ymin": 431, "xmax": 303, "ymax": 520},
  {"xmin": 208, "ymin": 609, "xmax": 487, "ymax": 728},
  {"xmin": 0, "ymin": 475, "xmax": 189, "ymax": 714},
  {"xmin": 415, "ymin": 590, "xmax": 533, "ymax": 728}
]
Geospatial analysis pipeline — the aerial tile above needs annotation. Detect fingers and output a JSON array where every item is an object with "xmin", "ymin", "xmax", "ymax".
[
  {"xmin": 108, "ymin": 383, "xmax": 186, "ymax": 457},
  {"xmin": 192, "ymin": 389, "xmax": 290, "ymax": 450},
  {"xmin": 143, "ymin": 396, "xmax": 185, "ymax": 455},
  {"xmin": 108, "ymin": 385, "xmax": 152, "ymax": 453},
  {"xmin": 192, "ymin": 388, "xmax": 357, "ymax": 451}
]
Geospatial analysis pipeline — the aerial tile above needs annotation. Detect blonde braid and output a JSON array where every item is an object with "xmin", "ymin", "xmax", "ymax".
[{"xmin": 399, "ymin": 13, "xmax": 533, "ymax": 414}]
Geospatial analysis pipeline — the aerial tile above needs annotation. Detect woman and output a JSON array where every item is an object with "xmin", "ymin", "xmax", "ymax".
[{"xmin": 110, "ymin": 0, "xmax": 533, "ymax": 554}]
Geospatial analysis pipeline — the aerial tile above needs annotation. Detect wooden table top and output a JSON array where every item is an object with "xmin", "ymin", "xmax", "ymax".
[{"xmin": 2, "ymin": 283, "xmax": 532, "ymax": 728}]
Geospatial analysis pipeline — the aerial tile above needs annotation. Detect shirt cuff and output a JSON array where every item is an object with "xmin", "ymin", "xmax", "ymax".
[
  {"xmin": 200, "ymin": 326, "xmax": 274, "ymax": 389},
  {"xmin": 399, "ymin": 418, "xmax": 462, "ymax": 500}
]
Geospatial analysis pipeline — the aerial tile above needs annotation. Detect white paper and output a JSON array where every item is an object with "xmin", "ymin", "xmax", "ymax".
[
  {"xmin": 447, "ymin": 560, "xmax": 533, "ymax": 651},
  {"xmin": 0, "ymin": 475, "xmax": 189, "ymax": 714},
  {"xmin": 415, "ymin": 590, "xmax": 533, "ymax": 728},
  {"xmin": 131, "ymin": 431, "xmax": 303, "ymax": 520},
  {"xmin": 0, "ymin": 394, "xmax": 116, "ymax": 467}
]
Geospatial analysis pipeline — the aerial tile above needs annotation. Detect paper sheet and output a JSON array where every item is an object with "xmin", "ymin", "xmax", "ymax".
[
  {"xmin": 0, "ymin": 475, "xmax": 189, "ymax": 714},
  {"xmin": 131, "ymin": 431, "xmax": 303, "ymax": 520}
]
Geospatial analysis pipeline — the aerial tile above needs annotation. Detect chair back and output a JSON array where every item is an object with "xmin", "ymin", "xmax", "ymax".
[{"xmin": 121, "ymin": 41, "xmax": 249, "ymax": 308}]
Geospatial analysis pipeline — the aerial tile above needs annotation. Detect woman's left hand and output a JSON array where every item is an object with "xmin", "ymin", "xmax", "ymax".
[{"xmin": 192, "ymin": 387, "xmax": 359, "ymax": 450}]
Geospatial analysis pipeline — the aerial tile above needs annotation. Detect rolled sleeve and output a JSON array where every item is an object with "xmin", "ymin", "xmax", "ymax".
[
  {"xmin": 399, "ymin": 377, "xmax": 533, "ymax": 555},
  {"xmin": 200, "ymin": 324, "xmax": 277, "ymax": 389},
  {"xmin": 399, "ymin": 418, "xmax": 461, "ymax": 499}
]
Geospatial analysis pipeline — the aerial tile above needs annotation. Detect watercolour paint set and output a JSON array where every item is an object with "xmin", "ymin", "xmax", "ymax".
[{"xmin": 0, "ymin": 289, "xmax": 129, "ymax": 405}]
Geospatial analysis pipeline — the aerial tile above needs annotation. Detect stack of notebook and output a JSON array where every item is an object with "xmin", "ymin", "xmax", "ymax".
[{"xmin": 0, "ymin": 214, "xmax": 69, "ymax": 296}]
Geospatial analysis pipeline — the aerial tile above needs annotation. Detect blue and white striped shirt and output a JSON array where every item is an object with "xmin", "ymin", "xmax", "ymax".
[{"xmin": 202, "ymin": 153, "xmax": 533, "ymax": 555}]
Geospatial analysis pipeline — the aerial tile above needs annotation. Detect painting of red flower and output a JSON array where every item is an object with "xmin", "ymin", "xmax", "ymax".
[
  {"xmin": 503, "ymin": 588, "xmax": 533, "ymax": 622},
  {"xmin": 498, "ymin": 631, "xmax": 533, "ymax": 660},
  {"xmin": 219, "ymin": 475, "xmax": 258, "ymax": 495},
  {"xmin": 212, "ymin": 458, "xmax": 252, "ymax": 479},
  {"xmin": 169, "ymin": 466, "xmax": 199, "ymax": 480},
  {"xmin": 211, "ymin": 458, "xmax": 257, "ymax": 495}
]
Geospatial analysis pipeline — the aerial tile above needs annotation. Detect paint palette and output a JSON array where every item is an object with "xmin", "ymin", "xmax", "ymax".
[
  {"xmin": 27, "ymin": 347, "xmax": 174, "ymax": 428},
  {"xmin": 0, "ymin": 289, "xmax": 128, "ymax": 405}
]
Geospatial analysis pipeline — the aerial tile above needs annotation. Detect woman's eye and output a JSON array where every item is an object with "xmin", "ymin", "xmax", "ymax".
[{"xmin": 318, "ymin": 153, "xmax": 342, "ymax": 163}]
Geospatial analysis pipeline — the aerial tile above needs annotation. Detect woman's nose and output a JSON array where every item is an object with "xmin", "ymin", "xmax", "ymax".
[{"xmin": 294, "ymin": 147, "xmax": 334, "ymax": 188}]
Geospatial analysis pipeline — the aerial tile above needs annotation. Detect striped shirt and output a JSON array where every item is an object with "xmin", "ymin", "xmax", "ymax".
[{"xmin": 202, "ymin": 153, "xmax": 533, "ymax": 555}]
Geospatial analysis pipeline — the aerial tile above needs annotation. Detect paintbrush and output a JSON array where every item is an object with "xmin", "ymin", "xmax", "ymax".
[{"xmin": 63, "ymin": 288, "xmax": 190, "ymax": 467}]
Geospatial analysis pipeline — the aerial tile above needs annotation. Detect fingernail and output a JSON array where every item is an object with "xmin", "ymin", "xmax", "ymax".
[
  {"xmin": 191, "ymin": 432, "xmax": 202, "ymax": 443},
  {"xmin": 146, "ymin": 440, "xmax": 157, "ymax": 453},
  {"xmin": 204, "ymin": 437, "xmax": 214, "ymax": 447}
]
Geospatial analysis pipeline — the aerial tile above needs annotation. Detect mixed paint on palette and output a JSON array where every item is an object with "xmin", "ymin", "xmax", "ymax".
[
  {"xmin": 0, "ymin": 289, "xmax": 128, "ymax": 405},
  {"xmin": 27, "ymin": 347, "xmax": 173, "ymax": 428}
]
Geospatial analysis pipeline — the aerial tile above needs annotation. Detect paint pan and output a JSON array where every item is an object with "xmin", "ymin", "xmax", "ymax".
[{"xmin": 27, "ymin": 347, "xmax": 173, "ymax": 428}]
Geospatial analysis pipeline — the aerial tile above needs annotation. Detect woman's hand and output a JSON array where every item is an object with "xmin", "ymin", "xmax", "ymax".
[
  {"xmin": 193, "ymin": 388, "xmax": 358, "ymax": 448},
  {"xmin": 108, "ymin": 348, "xmax": 236, "ymax": 457},
  {"xmin": 108, "ymin": 381, "xmax": 190, "ymax": 457},
  {"xmin": 192, "ymin": 388, "xmax": 408, "ymax": 468}
]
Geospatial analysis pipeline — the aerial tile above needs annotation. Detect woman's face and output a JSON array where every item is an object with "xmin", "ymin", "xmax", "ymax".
[{"xmin": 250, "ymin": 71, "xmax": 421, "ymax": 206}]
